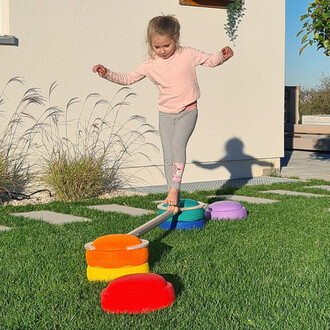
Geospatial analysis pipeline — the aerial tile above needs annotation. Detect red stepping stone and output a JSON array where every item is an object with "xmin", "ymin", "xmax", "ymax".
[{"xmin": 101, "ymin": 273, "xmax": 175, "ymax": 314}]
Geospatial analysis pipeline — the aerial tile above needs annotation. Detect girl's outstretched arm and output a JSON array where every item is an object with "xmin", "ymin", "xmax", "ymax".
[
  {"xmin": 93, "ymin": 64, "xmax": 146, "ymax": 86},
  {"xmin": 93, "ymin": 64, "xmax": 107, "ymax": 77},
  {"xmin": 222, "ymin": 46, "xmax": 234, "ymax": 61}
]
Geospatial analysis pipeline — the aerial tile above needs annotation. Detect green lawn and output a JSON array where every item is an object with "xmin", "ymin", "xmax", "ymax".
[{"xmin": 0, "ymin": 180, "xmax": 329, "ymax": 329}]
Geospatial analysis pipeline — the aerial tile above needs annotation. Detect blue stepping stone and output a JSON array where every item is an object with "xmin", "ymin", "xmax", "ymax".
[{"xmin": 159, "ymin": 219, "xmax": 205, "ymax": 230}]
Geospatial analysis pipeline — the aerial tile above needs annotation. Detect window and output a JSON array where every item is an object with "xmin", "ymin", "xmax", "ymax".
[
  {"xmin": 179, "ymin": 0, "xmax": 235, "ymax": 9},
  {"xmin": 0, "ymin": 0, "xmax": 18, "ymax": 46}
]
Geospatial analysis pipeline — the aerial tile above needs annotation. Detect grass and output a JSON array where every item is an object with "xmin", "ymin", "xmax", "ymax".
[{"xmin": 0, "ymin": 180, "xmax": 329, "ymax": 329}]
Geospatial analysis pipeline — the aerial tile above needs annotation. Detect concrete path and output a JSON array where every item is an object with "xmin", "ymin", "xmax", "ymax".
[
  {"xmin": 5, "ymin": 182, "xmax": 329, "ymax": 227},
  {"xmin": 8, "ymin": 204, "xmax": 156, "ymax": 227},
  {"xmin": 281, "ymin": 150, "xmax": 330, "ymax": 181},
  {"xmin": 10, "ymin": 211, "xmax": 91, "ymax": 225},
  {"xmin": 261, "ymin": 190, "xmax": 328, "ymax": 197},
  {"xmin": 305, "ymin": 185, "xmax": 330, "ymax": 192},
  {"xmin": 4, "ymin": 150, "xmax": 329, "ymax": 230},
  {"xmin": 88, "ymin": 204, "xmax": 155, "ymax": 216},
  {"xmin": 207, "ymin": 195, "xmax": 278, "ymax": 204}
]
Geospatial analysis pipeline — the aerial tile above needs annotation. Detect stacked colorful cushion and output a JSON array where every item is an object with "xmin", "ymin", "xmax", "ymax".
[
  {"xmin": 85, "ymin": 234, "xmax": 149, "ymax": 281},
  {"xmin": 158, "ymin": 198, "xmax": 205, "ymax": 230}
]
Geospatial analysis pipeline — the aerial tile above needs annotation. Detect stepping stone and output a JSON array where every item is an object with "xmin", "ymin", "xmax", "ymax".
[
  {"xmin": 87, "ymin": 204, "xmax": 155, "ymax": 216},
  {"xmin": 0, "ymin": 225, "xmax": 11, "ymax": 231},
  {"xmin": 261, "ymin": 190, "xmax": 327, "ymax": 197},
  {"xmin": 207, "ymin": 195, "xmax": 278, "ymax": 204},
  {"xmin": 10, "ymin": 211, "xmax": 91, "ymax": 225},
  {"xmin": 305, "ymin": 185, "xmax": 330, "ymax": 192}
]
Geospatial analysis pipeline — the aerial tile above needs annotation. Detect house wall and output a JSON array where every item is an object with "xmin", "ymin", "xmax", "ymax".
[{"xmin": 0, "ymin": 0, "xmax": 285, "ymax": 188}]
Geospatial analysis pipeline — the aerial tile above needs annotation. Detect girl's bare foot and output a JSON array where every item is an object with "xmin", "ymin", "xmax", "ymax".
[{"xmin": 164, "ymin": 188, "xmax": 180, "ymax": 213}]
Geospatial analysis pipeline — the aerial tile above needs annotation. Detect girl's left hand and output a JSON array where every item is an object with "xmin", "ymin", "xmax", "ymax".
[{"xmin": 222, "ymin": 46, "xmax": 234, "ymax": 60}]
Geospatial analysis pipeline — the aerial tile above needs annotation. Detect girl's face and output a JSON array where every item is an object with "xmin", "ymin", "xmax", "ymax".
[{"xmin": 151, "ymin": 34, "xmax": 176, "ymax": 59}]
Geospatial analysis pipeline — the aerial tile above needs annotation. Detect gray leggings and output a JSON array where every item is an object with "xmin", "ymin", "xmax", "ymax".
[{"xmin": 159, "ymin": 109, "xmax": 198, "ymax": 190}]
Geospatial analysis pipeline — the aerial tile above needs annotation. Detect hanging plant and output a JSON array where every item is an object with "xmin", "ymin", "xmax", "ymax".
[{"xmin": 225, "ymin": 0, "xmax": 246, "ymax": 43}]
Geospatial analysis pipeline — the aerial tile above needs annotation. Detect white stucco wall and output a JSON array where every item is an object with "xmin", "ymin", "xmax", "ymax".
[{"xmin": 0, "ymin": 0, "xmax": 285, "ymax": 188}]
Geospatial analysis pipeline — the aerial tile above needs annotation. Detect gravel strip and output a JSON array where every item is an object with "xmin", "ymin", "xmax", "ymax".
[{"xmin": 3, "ymin": 189, "xmax": 148, "ymax": 207}]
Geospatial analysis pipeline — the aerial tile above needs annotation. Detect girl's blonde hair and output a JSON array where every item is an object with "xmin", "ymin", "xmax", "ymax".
[{"xmin": 147, "ymin": 15, "xmax": 180, "ymax": 57}]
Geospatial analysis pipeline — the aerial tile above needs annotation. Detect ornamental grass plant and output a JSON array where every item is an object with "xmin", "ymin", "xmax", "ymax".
[
  {"xmin": 43, "ymin": 154, "xmax": 110, "ymax": 201},
  {"xmin": 0, "ymin": 78, "xmax": 158, "ymax": 202},
  {"xmin": 0, "ymin": 152, "xmax": 27, "ymax": 199},
  {"xmin": 0, "ymin": 78, "xmax": 44, "ymax": 201},
  {"xmin": 36, "ymin": 83, "xmax": 159, "ymax": 201}
]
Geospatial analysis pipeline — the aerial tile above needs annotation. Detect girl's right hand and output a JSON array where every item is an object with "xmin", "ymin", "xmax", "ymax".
[{"xmin": 93, "ymin": 64, "xmax": 107, "ymax": 77}]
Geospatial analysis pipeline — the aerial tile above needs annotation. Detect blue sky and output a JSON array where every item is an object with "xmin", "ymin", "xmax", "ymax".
[{"xmin": 285, "ymin": 0, "xmax": 329, "ymax": 89}]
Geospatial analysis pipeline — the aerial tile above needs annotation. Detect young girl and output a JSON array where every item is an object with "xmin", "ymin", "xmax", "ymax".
[{"xmin": 93, "ymin": 15, "xmax": 233, "ymax": 212}]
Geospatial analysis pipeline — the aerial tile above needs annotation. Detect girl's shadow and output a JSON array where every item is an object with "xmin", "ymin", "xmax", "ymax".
[
  {"xmin": 148, "ymin": 230, "xmax": 173, "ymax": 269},
  {"xmin": 193, "ymin": 137, "xmax": 274, "ymax": 193},
  {"xmin": 148, "ymin": 230, "xmax": 184, "ymax": 297}
]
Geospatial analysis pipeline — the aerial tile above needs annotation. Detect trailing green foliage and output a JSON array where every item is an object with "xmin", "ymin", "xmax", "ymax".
[
  {"xmin": 225, "ymin": 0, "xmax": 246, "ymax": 42},
  {"xmin": 297, "ymin": 0, "xmax": 330, "ymax": 56},
  {"xmin": 300, "ymin": 75, "xmax": 330, "ymax": 115},
  {"xmin": 0, "ymin": 180, "xmax": 329, "ymax": 328}
]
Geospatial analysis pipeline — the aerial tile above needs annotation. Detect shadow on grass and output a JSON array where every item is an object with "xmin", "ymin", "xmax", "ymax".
[
  {"xmin": 148, "ymin": 230, "xmax": 173, "ymax": 269},
  {"xmin": 159, "ymin": 273, "xmax": 184, "ymax": 297},
  {"xmin": 148, "ymin": 230, "xmax": 185, "ymax": 296}
]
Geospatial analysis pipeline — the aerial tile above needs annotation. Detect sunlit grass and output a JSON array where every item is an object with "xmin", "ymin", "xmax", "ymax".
[{"xmin": 0, "ymin": 180, "xmax": 329, "ymax": 329}]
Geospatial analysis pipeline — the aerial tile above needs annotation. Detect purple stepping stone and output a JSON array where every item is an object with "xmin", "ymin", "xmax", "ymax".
[{"xmin": 205, "ymin": 201, "xmax": 247, "ymax": 220}]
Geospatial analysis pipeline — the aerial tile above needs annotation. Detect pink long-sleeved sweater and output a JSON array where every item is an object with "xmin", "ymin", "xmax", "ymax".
[{"xmin": 104, "ymin": 47, "xmax": 226, "ymax": 113}]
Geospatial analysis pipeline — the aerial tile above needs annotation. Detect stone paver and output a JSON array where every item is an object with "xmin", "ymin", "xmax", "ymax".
[
  {"xmin": 10, "ymin": 211, "xmax": 91, "ymax": 225},
  {"xmin": 281, "ymin": 150, "xmax": 330, "ymax": 181},
  {"xmin": 0, "ymin": 225, "xmax": 11, "ymax": 231},
  {"xmin": 87, "ymin": 204, "xmax": 155, "ymax": 216},
  {"xmin": 261, "ymin": 190, "xmax": 327, "ymax": 197},
  {"xmin": 305, "ymin": 185, "xmax": 330, "ymax": 192},
  {"xmin": 207, "ymin": 195, "xmax": 278, "ymax": 204}
]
